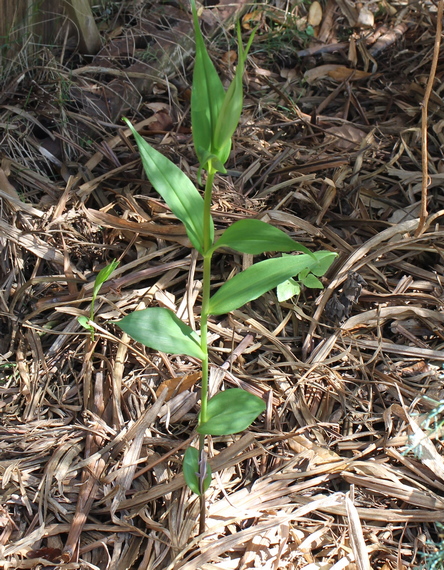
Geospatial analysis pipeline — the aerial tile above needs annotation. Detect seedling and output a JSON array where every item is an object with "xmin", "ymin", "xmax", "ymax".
[
  {"xmin": 277, "ymin": 254, "xmax": 326, "ymax": 301},
  {"xmin": 78, "ymin": 259, "xmax": 119, "ymax": 340},
  {"xmin": 116, "ymin": 0, "xmax": 336, "ymax": 531}
]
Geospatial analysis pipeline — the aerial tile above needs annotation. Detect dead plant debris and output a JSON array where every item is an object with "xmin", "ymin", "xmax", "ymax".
[{"xmin": 1, "ymin": 0, "xmax": 444, "ymax": 568}]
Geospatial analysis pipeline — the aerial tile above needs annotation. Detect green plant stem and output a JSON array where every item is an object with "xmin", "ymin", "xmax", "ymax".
[
  {"xmin": 199, "ymin": 252, "xmax": 211, "ymax": 425},
  {"xmin": 198, "ymin": 432, "xmax": 206, "ymax": 534},
  {"xmin": 198, "ymin": 166, "xmax": 216, "ymax": 534},
  {"xmin": 199, "ymin": 166, "xmax": 216, "ymax": 425},
  {"xmin": 89, "ymin": 300, "xmax": 95, "ymax": 342},
  {"xmin": 203, "ymin": 166, "xmax": 216, "ymax": 252}
]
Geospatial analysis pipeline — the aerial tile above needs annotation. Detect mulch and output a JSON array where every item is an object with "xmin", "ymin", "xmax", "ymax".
[{"xmin": 1, "ymin": 0, "xmax": 444, "ymax": 568}]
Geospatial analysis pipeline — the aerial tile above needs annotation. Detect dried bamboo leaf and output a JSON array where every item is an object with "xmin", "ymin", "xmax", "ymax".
[
  {"xmin": 345, "ymin": 494, "xmax": 372, "ymax": 570},
  {"xmin": 343, "ymin": 338, "xmax": 444, "ymax": 361},
  {"xmin": 0, "ymin": 219, "xmax": 65, "ymax": 265},
  {"xmin": 173, "ymin": 494, "xmax": 345, "ymax": 570},
  {"xmin": 405, "ymin": 414, "xmax": 444, "ymax": 483},
  {"xmin": 343, "ymin": 305, "xmax": 444, "ymax": 330},
  {"xmin": 85, "ymin": 208, "xmax": 191, "ymax": 246},
  {"xmin": 342, "ymin": 473, "xmax": 444, "ymax": 509},
  {"xmin": 111, "ymin": 390, "xmax": 168, "ymax": 518}
]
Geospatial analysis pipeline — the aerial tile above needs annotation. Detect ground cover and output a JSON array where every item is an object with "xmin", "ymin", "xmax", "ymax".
[{"xmin": 1, "ymin": 0, "xmax": 444, "ymax": 568}]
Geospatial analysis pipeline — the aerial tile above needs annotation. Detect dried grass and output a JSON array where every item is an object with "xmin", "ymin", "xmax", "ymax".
[{"xmin": 1, "ymin": 0, "xmax": 444, "ymax": 568}]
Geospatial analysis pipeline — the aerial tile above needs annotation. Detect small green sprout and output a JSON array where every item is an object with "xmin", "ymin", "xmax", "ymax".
[{"xmin": 78, "ymin": 259, "xmax": 119, "ymax": 340}]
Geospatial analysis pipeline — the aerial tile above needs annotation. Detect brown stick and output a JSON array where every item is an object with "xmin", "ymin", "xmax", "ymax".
[{"xmin": 416, "ymin": 0, "xmax": 443, "ymax": 236}]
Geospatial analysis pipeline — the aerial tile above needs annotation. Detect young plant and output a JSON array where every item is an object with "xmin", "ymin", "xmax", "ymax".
[
  {"xmin": 116, "ymin": 0, "xmax": 336, "ymax": 529},
  {"xmin": 78, "ymin": 259, "xmax": 119, "ymax": 340}
]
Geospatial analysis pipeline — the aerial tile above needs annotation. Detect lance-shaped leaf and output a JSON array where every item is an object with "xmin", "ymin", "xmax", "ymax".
[
  {"xmin": 209, "ymin": 251, "xmax": 337, "ymax": 315},
  {"xmin": 210, "ymin": 219, "xmax": 313, "ymax": 255},
  {"xmin": 197, "ymin": 389, "xmax": 265, "ymax": 435},
  {"xmin": 190, "ymin": 0, "xmax": 226, "ymax": 171},
  {"xmin": 212, "ymin": 24, "xmax": 256, "ymax": 161},
  {"xmin": 78, "ymin": 259, "xmax": 120, "ymax": 340},
  {"xmin": 93, "ymin": 259, "xmax": 119, "ymax": 300},
  {"xmin": 116, "ymin": 307, "xmax": 205, "ymax": 360},
  {"xmin": 190, "ymin": 1, "xmax": 255, "ymax": 173},
  {"xmin": 183, "ymin": 446, "xmax": 212, "ymax": 495},
  {"xmin": 123, "ymin": 119, "xmax": 213, "ymax": 253},
  {"xmin": 310, "ymin": 252, "xmax": 338, "ymax": 276}
]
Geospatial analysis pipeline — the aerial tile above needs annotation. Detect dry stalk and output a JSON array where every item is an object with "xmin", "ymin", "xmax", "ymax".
[{"xmin": 416, "ymin": 0, "xmax": 444, "ymax": 236}]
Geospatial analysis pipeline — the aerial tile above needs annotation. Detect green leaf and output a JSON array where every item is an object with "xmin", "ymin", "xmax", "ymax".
[
  {"xmin": 190, "ymin": 3, "xmax": 255, "ymax": 173},
  {"xmin": 197, "ymin": 389, "xmax": 265, "ymax": 435},
  {"xmin": 211, "ymin": 219, "xmax": 313, "ymax": 255},
  {"xmin": 123, "ymin": 119, "xmax": 213, "ymax": 253},
  {"xmin": 183, "ymin": 446, "xmax": 212, "ymax": 495},
  {"xmin": 190, "ymin": 0, "xmax": 226, "ymax": 170},
  {"xmin": 310, "ymin": 253, "xmax": 337, "ymax": 276},
  {"xmin": 212, "ymin": 24, "xmax": 256, "ymax": 160},
  {"xmin": 195, "ymin": 149, "xmax": 227, "ymax": 181},
  {"xmin": 77, "ymin": 315, "xmax": 93, "ymax": 331},
  {"xmin": 209, "ymin": 251, "xmax": 337, "ymax": 315},
  {"xmin": 116, "ymin": 307, "xmax": 205, "ymax": 360},
  {"xmin": 93, "ymin": 259, "xmax": 119, "ymax": 300},
  {"xmin": 298, "ymin": 267, "xmax": 309, "ymax": 281},
  {"xmin": 277, "ymin": 278, "xmax": 301, "ymax": 302},
  {"xmin": 300, "ymin": 273, "xmax": 324, "ymax": 288}
]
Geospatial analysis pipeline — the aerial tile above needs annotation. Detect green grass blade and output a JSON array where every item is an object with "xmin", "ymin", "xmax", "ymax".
[
  {"xmin": 209, "ymin": 251, "xmax": 337, "ymax": 315},
  {"xmin": 92, "ymin": 259, "xmax": 119, "ymax": 300}
]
